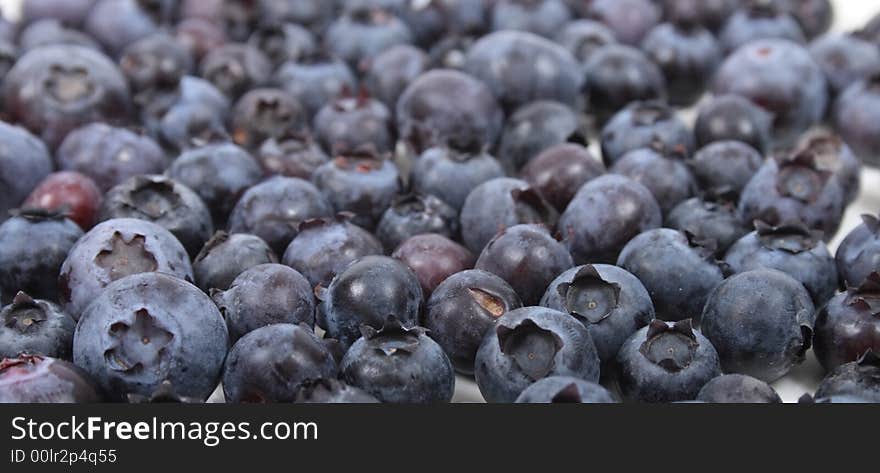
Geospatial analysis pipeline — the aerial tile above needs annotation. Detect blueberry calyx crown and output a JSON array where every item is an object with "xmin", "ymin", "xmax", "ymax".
[
  {"xmin": 754, "ymin": 220, "xmax": 823, "ymax": 254},
  {"xmin": 95, "ymin": 232, "xmax": 159, "ymax": 281},
  {"xmin": 556, "ymin": 265, "xmax": 621, "ymax": 325},
  {"xmin": 331, "ymin": 148, "xmax": 387, "ymax": 171},
  {"xmin": 496, "ymin": 318, "xmax": 564, "ymax": 381},
  {"xmin": 121, "ymin": 176, "xmax": 184, "ymax": 220},
  {"xmin": 861, "ymin": 214, "xmax": 880, "ymax": 235},
  {"xmin": 510, "ymin": 187, "xmax": 558, "ymax": 228},
  {"xmin": 127, "ymin": 379, "xmax": 201, "ymax": 403},
  {"xmin": 795, "ymin": 132, "xmax": 845, "ymax": 174},
  {"xmin": 331, "ymin": 86, "xmax": 373, "ymax": 113},
  {"xmin": 3, "ymin": 292, "xmax": 48, "ymax": 334},
  {"xmin": 550, "ymin": 383, "xmax": 586, "ymax": 403},
  {"xmin": 855, "ymin": 349, "xmax": 880, "ymax": 369},
  {"xmin": 683, "ymin": 229, "xmax": 722, "ymax": 262},
  {"xmin": 360, "ymin": 316, "xmax": 426, "ymax": 356},
  {"xmin": 846, "ymin": 272, "xmax": 880, "ymax": 317},
  {"xmin": 103, "ymin": 308, "xmax": 174, "ymax": 374},
  {"xmin": 639, "ymin": 319, "xmax": 699, "ymax": 373},
  {"xmin": 775, "ymin": 152, "xmax": 833, "ymax": 203}
]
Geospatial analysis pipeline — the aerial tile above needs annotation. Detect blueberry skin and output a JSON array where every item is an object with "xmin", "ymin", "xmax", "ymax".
[
  {"xmin": 396, "ymin": 68, "xmax": 504, "ymax": 155},
  {"xmin": 641, "ymin": 22, "xmax": 721, "ymax": 106},
  {"xmin": 424, "ymin": 269, "xmax": 523, "ymax": 375},
  {"xmin": 475, "ymin": 224, "xmax": 573, "ymax": 306},
  {"xmin": 560, "ymin": 175, "xmax": 663, "ymax": 265},
  {"xmin": 584, "ymin": 44, "xmax": 666, "ymax": 124},
  {"xmin": 696, "ymin": 374, "xmax": 782, "ymax": 403},
  {"xmin": 99, "ymin": 175, "xmax": 214, "ymax": 258},
  {"xmin": 148, "ymin": 76, "xmax": 231, "ymax": 153},
  {"xmin": 519, "ymin": 144, "xmax": 605, "ymax": 212},
  {"xmin": 809, "ymin": 33, "xmax": 880, "ymax": 98},
  {"xmin": 782, "ymin": 0, "xmax": 833, "ymax": 40},
  {"xmin": 412, "ymin": 147, "xmax": 506, "ymax": 212},
  {"xmin": 282, "ymin": 215, "xmax": 383, "ymax": 290},
  {"xmin": 836, "ymin": 216, "xmax": 880, "ymax": 289},
  {"xmin": 497, "ymin": 100, "xmax": 586, "ymax": 173},
  {"xmin": 814, "ymin": 353, "xmax": 880, "ymax": 402},
  {"xmin": 84, "ymin": 0, "xmax": 160, "ymax": 56},
  {"xmin": 74, "ymin": 272, "xmax": 228, "ymax": 401},
  {"xmin": 294, "ymin": 378, "xmax": 379, "ymax": 403},
  {"xmin": 229, "ymin": 176, "xmax": 333, "ymax": 255},
  {"xmin": 694, "ymin": 95, "xmax": 773, "ymax": 154},
  {"xmin": 464, "ymin": 30, "xmax": 584, "ymax": 112},
  {"xmin": 600, "ymin": 101, "xmax": 694, "ymax": 166},
  {"xmin": 688, "ymin": 141, "xmax": 764, "ymax": 198},
  {"xmin": 555, "ymin": 20, "xmax": 617, "ymax": 64},
  {"xmin": 724, "ymin": 222, "xmax": 837, "ymax": 307},
  {"xmin": 490, "ymin": 0, "xmax": 572, "ymax": 39},
  {"xmin": 0, "ymin": 122, "xmax": 53, "ymax": 223},
  {"xmin": 718, "ymin": 2, "xmax": 805, "ymax": 54},
  {"xmin": 363, "ymin": 44, "xmax": 427, "ymax": 110},
  {"xmin": 311, "ymin": 156, "xmax": 400, "ymax": 231},
  {"xmin": 0, "ymin": 293, "xmax": 75, "ymax": 360},
  {"xmin": 313, "ymin": 95, "xmax": 394, "ymax": 155},
  {"xmin": 341, "ymin": 322, "xmax": 455, "ymax": 403},
  {"xmin": 212, "ymin": 264, "xmax": 315, "ymax": 343},
  {"xmin": 795, "ymin": 131, "xmax": 861, "ymax": 205},
  {"xmin": 666, "ymin": 198, "xmax": 750, "ymax": 257},
  {"xmin": 392, "ymin": 234, "xmax": 475, "ymax": 298},
  {"xmin": 739, "ymin": 155, "xmax": 846, "ymax": 239},
  {"xmin": 618, "ymin": 229, "xmax": 725, "ymax": 322},
  {"xmin": 193, "ymin": 232, "xmax": 278, "ymax": 293},
  {"xmin": 474, "ymin": 306, "xmax": 600, "ymax": 403},
  {"xmin": 222, "ymin": 323, "xmax": 336, "ymax": 403},
  {"xmin": 230, "ymin": 88, "xmax": 308, "ymax": 151},
  {"xmin": 701, "ymin": 269, "xmax": 816, "ymax": 382},
  {"xmin": 712, "ymin": 39, "xmax": 827, "ymax": 147},
  {"xmin": 616, "ymin": 320, "xmax": 721, "ymax": 403},
  {"xmin": 325, "ymin": 6, "xmax": 413, "ymax": 71},
  {"xmin": 515, "ymin": 376, "xmax": 617, "ymax": 403},
  {"xmin": 273, "ymin": 54, "xmax": 356, "ymax": 119},
  {"xmin": 610, "ymin": 148, "xmax": 697, "ymax": 215},
  {"xmin": 541, "ymin": 264, "xmax": 654, "ymax": 364},
  {"xmin": 255, "ymin": 131, "xmax": 329, "ymax": 180},
  {"xmin": 0, "ymin": 211, "xmax": 83, "ymax": 304},
  {"xmin": 200, "ymin": 44, "xmax": 272, "ymax": 101},
  {"xmin": 812, "ymin": 276, "xmax": 880, "ymax": 372},
  {"xmin": 248, "ymin": 22, "xmax": 317, "ymax": 67},
  {"xmin": 320, "ymin": 256, "xmax": 422, "ymax": 347},
  {"xmin": 59, "ymin": 218, "xmax": 193, "ymax": 321},
  {"xmin": 0, "ymin": 355, "xmax": 101, "ymax": 403},
  {"xmin": 584, "ymin": 0, "xmax": 661, "ymax": 46},
  {"xmin": 167, "ymin": 142, "xmax": 263, "ymax": 226},
  {"xmin": 834, "ymin": 75, "xmax": 880, "ymax": 166},
  {"xmin": 376, "ymin": 194, "xmax": 459, "ymax": 252},
  {"xmin": 120, "ymin": 33, "xmax": 194, "ymax": 95}
]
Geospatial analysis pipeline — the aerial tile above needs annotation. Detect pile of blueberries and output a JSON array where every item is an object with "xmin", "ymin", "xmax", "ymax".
[{"xmin": 0, "ymin": 0, "xmax": 879, "ymax": 404}]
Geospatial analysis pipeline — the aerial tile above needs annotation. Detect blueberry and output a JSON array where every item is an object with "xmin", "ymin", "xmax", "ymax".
[
  {"xmin": 0, "ymin": 293, "xmax": 75, "ymax": 360},
  {"xmin": 701, "ymin": 269, "xmax": 815, "ymax": 382},
  {"xmin": 793, "ymin": 130, "xmax": 861, "ymax": 204},
  {"xmin": 584, "ymin": 0, "xmax": 661, "ymax": 45},
  {"xmin": 601, "ymin": 101, "xmax": 694, "ymax": 166},
  {"xmin": 460, "ymin": 178, "xmax": 558, "ymax": 254},
  {"xmin": 515, "ymin": 376, "xmax": 617, "ymax": 403},
  {"xmin": 666, "ymin": 197, "xmax": 750, "ymax": 257},
  {"xmin": 273, "ymin": 52, "xmax": 357, "ymax": 119},
  {"xmin": 813, "ymin": 351, "xmax": 880, "ymax": 402},
  {"xmin": 248, "ymin": 22, "xmax": 317, "ymax": 67},
  {"xmin": 611, "ymin": 147, "xmax": 698, "ymax": 215},
  {"xmin": 724, "ymin": 221, "xmax": 837, "ymax": 306},
  {"xmin": 0, "ymin": 122, "xmax": 54, "ymax": 225},
  {"xmin": 399, "ymin": 0, "xmax": 489, "ymax": 47},
  {"xmin": 119, "ymin": 33, "xmax": 194, "ymax": 96},
  {"xmin": 412, "ymin": 146, "xmax": 506, "ymax": 212},
  {"xmin": 200, "ymin": 43, "xmax": 272, "ymax": 100},
  {"xmin": 282, "ymin": 215, "xmax": 383, "ymax": 291},
  {"xmin": 363, "ymin": 44, "xmax": 428, "ymax": 110},
  {"xmin": 641, "ymin": 21, "xmax": 722, "ymax": 106},
  {"xmin": 293, "ymin": 378, "xmax": 379, "ymax": 403},
  {"xmin": 23, "ymin": 172, "xmax": 103, "ymax": 230},
  {"xmin": 320, "ymin": 255, "xmax": 422, "ymax": 347},
  {"xmin": 465, "ymin": 31, "xmax": 583, "ymax": 112},
  {"xmin": 474, "ymin": 306, "xmax": 600, "ymax": 403},
  {"xmin": 311, "ymin": 154, "xmax": 399, "ymax": 230},
  {"xmin": 74, "ymin": 272, "xmax": 228, "ymax": 401},
  {"xmin": 0, "ymin": 355, "xmax": 101, "ymax": 403},
  {"xmin": 212, "ymin": 264, "xmax": 315, "ymax": 343},
  {"xmin": 519, "ymin": 144, "xmax": 605, "ymax": 212},
  {"xmin": 618, "ymin": 229, "xmax": 726, "ymax": 322},
  {"xmin": 84, "ymin": 0, "xmax": 161, "ymax": 56},
  {"xmin": 688, "ymin": 141, "xmax": 764, "ymax": 198},
  {"xmin": 167, "ymin": 142, "xmax": 263, "ymax": 226},
  {"xmin": 143, "ymin": 76, "xmax": 230, "ymax": 152},
  {"xmin": 427, "ymin": 35, "xmax": 477, "ymax": 70},
  {"xmin": 661, "ymin": 0, "xmax": 739, "ymax": 33},
  {"xmin": 541, "ymin": 264, "xmax": 655, "ymax": 364},
  {"xmin": 230, "ymin": 88, "xmax": 308, "ymax": 150},
  {"xmin": 490, "ymin": 0, "xmax": 572, "ymax": 38},
  {"xmin": 554, "ymin": 20, "xmax": 617, "ymax": 64},
  {"xmin": 19, "ymin": 19, "xmax": 101, "ymax": 53},
  {"xmin": 396, "ymin": 68, "xmax": 503, "ymax": 155},
  {"xmin": 781, "ymin": 0, "xmax": 833, "ymax": 40},
  {"xmin": 497, "ymin": 100, "xmax": 587, "ymax": 172},
  {"xmin": 194, "ymin": 231, "xmax": 277, "ymax": 292},
  {"xmin": 809, "ymin": 32, "xmax": 880, "ymax": 99},
  {"xmin": 223, "ymin": 323, "xmax": 336, "ymax": 403},
  {"xmin": 813, "ymin": 274, "xmax": 880, "ymax": 371},
  {"xmin": 475, "ymin": 224, "xmax": 573, "ymax": 306},
  {"xmin": 255, "ymin": 130, "xmax": 329, "ymax": 180},
  {"xmin": 126, "ymin": 379, "xmax": 203, "ymax": 404},
  {"xmin": 739, "ymin": 153, "xmax": 846, "ymax": 238},
  {"xmin": 833, "ymin": 74, "xmax": 880, "ymax": 166},
  {"xmin": 0, "ymin": 210, "xmax": 83, "ymax": 304},
  {"xmin": 341, "ymin": 318, "xmax": 454, "ymax": 403},
  {"xmin": 22, "ymin": 0, "xmax": 96, "ymax": 28},
  {"xmin": 695, "ymin": 374, "xmax": 782, "ymax": 403},
  {"xmin": 559, "ymin": 175, "xmax": 662, "ymax": 264},
  {"xmin": 59, "ymin": 218, "xmax": 193, "ymax": 320},
  {"xmin": 256, "ymin": 0, "xmax": 336, "ymax": 33},
  {"xmin": 377, "ymin": 194, "xmax": 459, "ymax": 253},
  {"xmin": 712, "ymin": 39, "xmax": 827, "ymax": 147},
  {"xmin": 173, "ymin": 19, "xmax": 227, "ymax": 63},
  {"xmin": 392, "ymin": 233, "xmax": 474, "ymax": 299},
  {"xmin": 326, "ymin": 5, "xmax": 413, "ymax": 73},
  {"xmin": 694, "ymin": 94, "xmax": 773, "ymax": 154},
  {"xmin": 616, "ymin": 319, "xmax": 721, "ymax": 402},
  {"xmin": 718, "ymin": 0, "xmax": 806, "ymax": 54},
  {"xmin": 313, "ymin": 92, "xmax": 394, "ymax": 155},
  {"xmin": 836, "ymin": 214, "xmax": 880, "ymax": 289}
]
